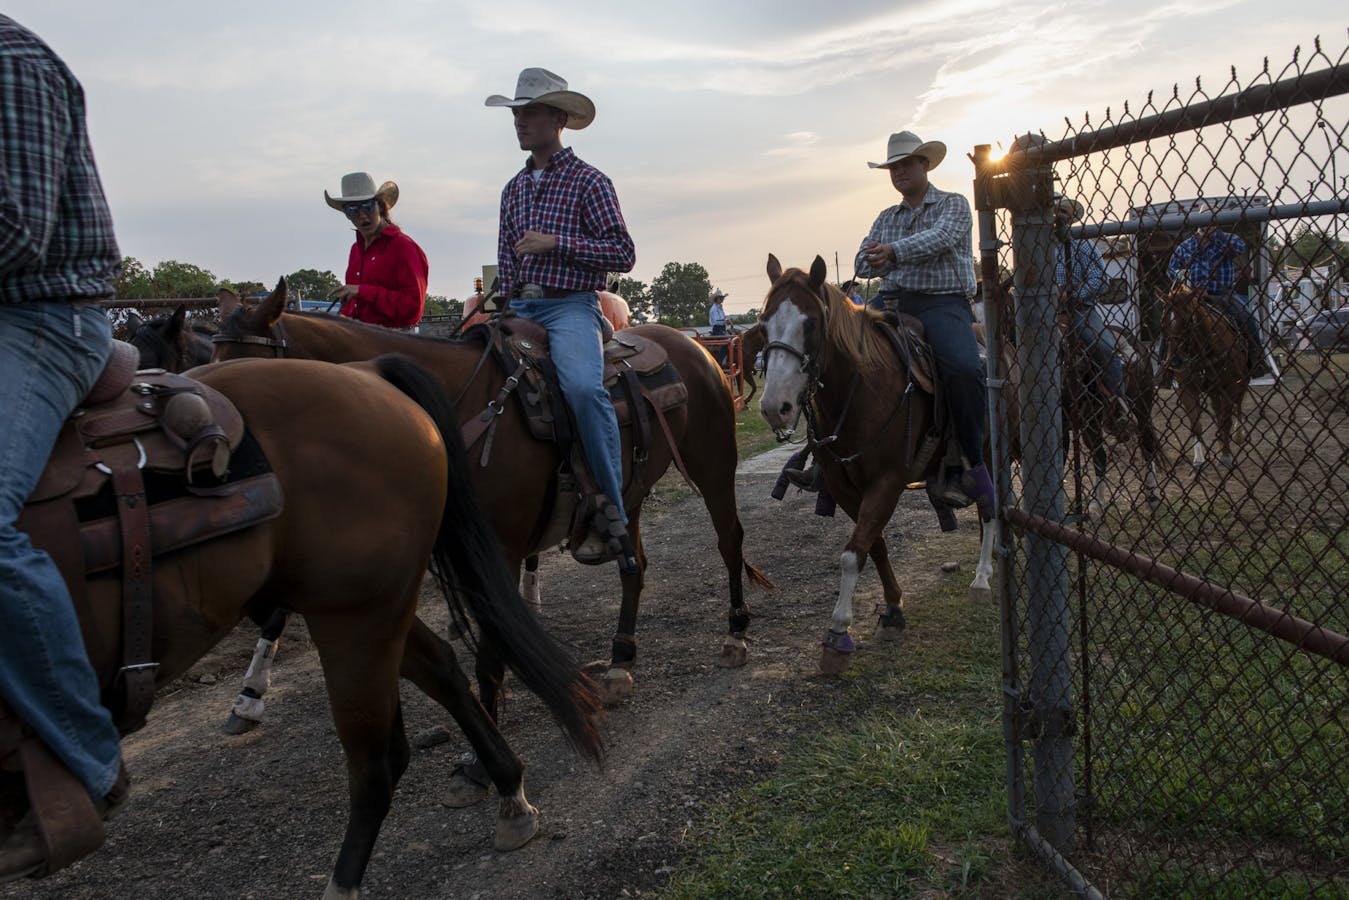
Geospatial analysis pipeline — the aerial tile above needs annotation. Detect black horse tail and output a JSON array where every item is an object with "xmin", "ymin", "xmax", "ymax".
[{"xmin": 372, "ymin": 353, "xmax": 604, "ymax": 764}]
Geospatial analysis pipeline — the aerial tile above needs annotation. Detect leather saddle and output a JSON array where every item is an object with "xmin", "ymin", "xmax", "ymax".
[{"xmin": 17, "ymin": 341, "xmax": 284, "ymax": 734}]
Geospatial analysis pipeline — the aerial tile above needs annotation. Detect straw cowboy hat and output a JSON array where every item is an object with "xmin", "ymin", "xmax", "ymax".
[
  {"xmin": 485, "ymin": 67, "xmax": 595, "ymax": 130},
  {"xmin": 868, "ymin": 131, "xmax": 947, "ymax": 170},
  {"xmin": 709, "ymin": 289, "xmax": 727, "ymax": 301},
  {"xmin": 324, "ymin": 172, "xmax": 399, "ymax": 212}
]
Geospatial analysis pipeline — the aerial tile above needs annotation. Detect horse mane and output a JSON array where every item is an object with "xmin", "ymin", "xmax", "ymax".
[{"xmin": 778, "ymin": 268, "xmax": 892, "ymax": 373}]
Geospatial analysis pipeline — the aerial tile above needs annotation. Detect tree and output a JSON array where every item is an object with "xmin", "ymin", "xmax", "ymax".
[
  {"xmin": 1270, "ymin": 225, "xmax": 1349, "ymax": 270},
  {"xmin": 285, "ymin": 268, "xmax": 342, "ymax": 303},
  {"xmin": 223, "ymin": 280, "xmax": 266, "ymax": 299},
  {"xmin": 151, "ymin": 260, "xmax": 218, "ymax": 298},
  {"xmin": 424, "ymin": 294, "xmax": 459, "ymax": 316},
  {"xmin": 649, "ymin": 262, "xmax": 711, "ymax": 326},
  {"xmin": 610, "ymin": 275, "xmax": 652, "ymax": 324},
  {"xmin": 116, "ymin": 256, "xmax": 154, "ymax": 299}
]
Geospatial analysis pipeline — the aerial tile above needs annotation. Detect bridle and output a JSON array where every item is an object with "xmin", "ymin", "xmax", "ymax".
[
  {"xmin": 211, "ymin": 316, "xmax": 289, "ymax": 357},
  {"xmin": 761, "ymin": 282, "xmax": 829, "ymax": 440}
]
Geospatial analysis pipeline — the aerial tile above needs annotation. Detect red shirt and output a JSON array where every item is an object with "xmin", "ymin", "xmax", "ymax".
[{"xmin": 341, "ymin": 223, "xmax": 428, "ymax": 328}]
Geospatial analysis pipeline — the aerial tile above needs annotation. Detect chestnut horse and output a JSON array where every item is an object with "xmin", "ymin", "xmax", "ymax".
[
  {"xmin": 212, "ymin": 282, "xmax": 770, "ymax": 717},
  {"xmin": 1160, "ymin": 282, "xmax": 1252, "ymax": 468},
  {"xmin": 15, "ymin": 354, "xmax": 601, "ymax": 897},
  {"xmin": 756, "ymin": 255, "xmax": 996, "ymax": 672}
]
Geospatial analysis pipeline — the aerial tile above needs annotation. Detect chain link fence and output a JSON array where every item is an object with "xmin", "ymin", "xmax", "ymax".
[{"xmin": 972, "ymin": 34, "xmax": 1348, "ymax": 896}]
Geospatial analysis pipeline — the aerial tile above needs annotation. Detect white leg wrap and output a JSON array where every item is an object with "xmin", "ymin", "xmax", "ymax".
[
  {"xmin": 972, "ymin": 524, "xmax": 995, "ymax": 593},
  {"xmin": 832, "ymin": 550, "xmax": 860, "ymax": 633},
  {"xmin": 241, "ymin": 637, "xmax": 278, "ymax": 695},
  {"xmin": 230, "ymin": 693, "xmax": 266, "ymax": 723},
  {"xmin": 521, "ymin": 570, "xmax": 541, "ymax": 607},
  {"xmin": 1192, "ymin": 439, "xmax": 1205, "ymax": 467}
]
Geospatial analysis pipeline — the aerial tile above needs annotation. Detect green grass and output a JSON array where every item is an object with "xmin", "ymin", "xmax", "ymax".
[
  {"xmin": 734, "ymin": 404, "xmax": 783, "ymax": 460},
  {"xmin": 661, "ymin": 557, "xmax": 1057, "ymax": 899}
]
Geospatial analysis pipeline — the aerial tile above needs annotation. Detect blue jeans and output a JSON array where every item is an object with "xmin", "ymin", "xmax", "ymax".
[
  {"xmin": 1068, "ymin": 304, "xmax": 1126, "ymax": 397},
  {"xmin": 0, "ymin": 302, "xmax": 122, "ymax": 800},
  {"xmin": 510, "ymin": 293, "xmax": 627, "ymax": 523},
  {"xmin": 890, "ymin": 290, "xmax": 987, "ymax": 465}
]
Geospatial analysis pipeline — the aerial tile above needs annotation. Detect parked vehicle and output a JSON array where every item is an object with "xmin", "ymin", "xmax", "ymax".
[{"xmin": 1295, "ymin": 307, "xmax": 1349, "ymax": 352}]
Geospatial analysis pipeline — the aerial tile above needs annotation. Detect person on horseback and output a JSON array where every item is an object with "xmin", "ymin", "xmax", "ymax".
[
  {"xmin": 853, "ymin": 131, "xmax": 993, "ymax": 513},
  {"xmin": 0, "ymin": 15, "xmax": 128, "ymax": 879},
  {"xmin": 708, "ymin": 288, "xmax": 729, "ymax": 364},
  {"xmin": 1052, "ymin": 194, "xmax": 1133, "ymax": 438},
  {"xmin": 324, "ymin": 172, "xmax": 428, "ymax": 330},
  {"xmin": 1165, "ymin": 209, "xmax": 1268, "ymax": 379},
  {"xmin": 486, "ymin": 68, "xmax": 639, "ymax": 571}
]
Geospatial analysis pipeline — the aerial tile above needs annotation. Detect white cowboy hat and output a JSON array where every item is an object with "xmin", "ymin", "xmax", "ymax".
[
  {"xmin": 1053, "ymin": 194, "xmax": 1085, "ymax": 223},
  {"xmin": 709, "ymin": 289, "xmax": 727, "ymax": 300},
  {"xmin": 485, "ymin": 67, "xmax": 595, "ymax": 130},
  {"xmin": 324, "ymin": 172, "xmax": 399, "ymax": 212},
  {"xmin": 868, "ymin": 131, "xmax": 947, "ymax": 170}
]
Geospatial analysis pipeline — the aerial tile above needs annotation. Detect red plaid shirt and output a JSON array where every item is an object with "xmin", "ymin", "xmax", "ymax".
[{"xmin": 496, "ymin": 148, "xmax": 635, "ymax": 299}]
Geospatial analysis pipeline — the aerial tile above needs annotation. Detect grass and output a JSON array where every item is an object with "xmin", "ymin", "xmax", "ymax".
[{"xmin": 661, "ymin": 552, "xmax": 1059, "ymax": 899}]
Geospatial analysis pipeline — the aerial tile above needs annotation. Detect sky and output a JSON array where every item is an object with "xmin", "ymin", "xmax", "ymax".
[{"xmin": 6, "ymin": 1, "xmax": 1344, "ymax": 314}]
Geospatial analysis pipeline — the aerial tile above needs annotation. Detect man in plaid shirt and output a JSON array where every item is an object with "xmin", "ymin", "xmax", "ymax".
[
  {"xmin": 854, "ymin": 131, "xmax": 992, "ymax": 515},
  {"xmin": 1167, "ymin": 216, "xmax": 1266, "ymax": 375},
  {"xmin": 0, "ymin": 14, "xmax": 127, "ymax": 879},
  {"xmin": 486, "ymin": 68, "xmax": 638, "ymax": 571}
]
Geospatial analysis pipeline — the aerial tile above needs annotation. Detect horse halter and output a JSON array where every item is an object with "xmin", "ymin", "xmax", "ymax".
[{"xmin": 211, "ymin": 317, "xmax": 289, "ymax": 357}]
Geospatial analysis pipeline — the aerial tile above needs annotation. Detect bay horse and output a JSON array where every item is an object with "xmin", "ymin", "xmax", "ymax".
[
  {"xmin": 756, "ymin": 255, "xmax": 996, "ymax": 672},
  {"xmin": 125, "ymin": 305, "xmax": 214, "ymax": 372},
  {"xmin": 212, "ymin": 282, "xmax": 770, "ymax": 720},
  {"xmin": 12, "ymin": 353, "xmax": 602, "ymax": 897},
  {"xmin": 1160, "ymin": 282, "xmax": 1252, "ymax": 468}
]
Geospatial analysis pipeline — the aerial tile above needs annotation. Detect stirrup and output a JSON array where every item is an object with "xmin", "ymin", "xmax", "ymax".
[{"xmin": 783, "ymin": 464, "xmax": 819, "ymax": 491}]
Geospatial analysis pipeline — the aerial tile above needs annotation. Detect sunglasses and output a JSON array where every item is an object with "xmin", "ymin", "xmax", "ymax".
[{"xmin": 343, "ymin": 199, "xmax": 379, "ymax": 220}]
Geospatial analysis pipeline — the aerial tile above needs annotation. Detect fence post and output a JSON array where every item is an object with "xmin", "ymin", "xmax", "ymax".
[{"xmin": 1006, "ymin": 150, "xmax": 1077, "ymax": 852}]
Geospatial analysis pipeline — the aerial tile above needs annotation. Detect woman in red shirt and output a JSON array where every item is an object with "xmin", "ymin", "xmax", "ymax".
[{"xmin": 324, "ymin": 172, "xmax": 428, "ymax": 328}]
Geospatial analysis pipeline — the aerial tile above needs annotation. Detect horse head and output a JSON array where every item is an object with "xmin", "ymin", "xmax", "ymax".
[
  {"xmin": 757, "ymin": 254, "xmax": 831, "ymax": 437},
  {"xmin": 126, "ymin": 304, "xmax": 211, "ymax": 372},
  {"xmin": 213, "ymin": 277, "xmax": 290, "ymax": 360}
]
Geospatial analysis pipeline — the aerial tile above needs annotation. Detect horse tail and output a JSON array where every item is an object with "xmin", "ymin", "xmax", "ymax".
[
  {"xmin": 371, "ymin": 353, "xmax": 604, "ymax": 764},
  {"xmin": 744, "ymin": 562, "xmax": 774, "ymax": 591}
]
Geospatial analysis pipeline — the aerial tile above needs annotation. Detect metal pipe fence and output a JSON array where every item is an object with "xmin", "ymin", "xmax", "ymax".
[{"xmin": 973, "ymin": 33, "xmax": 1348, "ymax": 896}]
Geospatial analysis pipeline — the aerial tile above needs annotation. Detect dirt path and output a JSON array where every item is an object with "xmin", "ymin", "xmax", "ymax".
[{"xmin": 13, "ymin": 453, "xmax": 984, "ymax": 900}]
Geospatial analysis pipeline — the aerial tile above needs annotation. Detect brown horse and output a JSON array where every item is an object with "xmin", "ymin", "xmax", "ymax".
[
  {"xmin": 124, "ymin": 305, "xmax": 214, "ymax": 372},
  {"xmin": 212, "ymin": 281, "xmax": 770, "ymax": 716},
  {"xmin": 755, "ymin": 255, "xmax": 995, "ymax": 672},
  {"xmin": 1161, "ymin": 282, "xmax": 1251, "ymax": 468},
  {"xmin": 13, "ymin": 354, "xmax": 602, "ymax": 897}
]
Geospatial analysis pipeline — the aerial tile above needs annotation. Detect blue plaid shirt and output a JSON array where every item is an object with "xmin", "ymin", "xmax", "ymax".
[
  {"xmin": 0, "ymin": 15, "xmax": 120, "ymax": 304},
  {"xmin": 1167, "ymin": 230, "xmax": 1246, "ymax": 295},
  {"xmin": 1055, "ymin": 239, "xmax": 1108, "ymax": 305},
  {"xmin": 854, "ymin": 184, "xmax": 975, "ymax": 298}
]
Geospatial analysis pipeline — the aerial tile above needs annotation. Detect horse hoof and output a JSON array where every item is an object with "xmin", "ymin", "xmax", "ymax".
[
  {"xmin": 819, "ymin": 647, "xmax": 854, "ymax": 674},
  {"xmin": 1086, "ymin": 502, "xmax": 1103, "ymax": 522},
  {"xmin": 969, "ymin": 585, "xmax": 992, "ymax": 605},
  {"xmin": 1218, "ymin": 455, "xmax": 1235, "ymax": 468},
  {"xmin": 493, "ymin": 802, "xmax": 540, "ymax": 851},
  {"xmin": 597, "ymin": 667, "xmax": 635, "ymax": 706},
  {"xmin": 875, "ymin": 625, "xmax": 904, "ymax": 643},
  {"xmin": 715, "ymin": 637, "xmax": 748, "ymax": 668},
  {"xmin": 221, "ymin": 713, "xmax": 260, "ymax": 736},
  {"xmin": 322, "ymin": 876, "xmax": 359, "ymax": 900}
]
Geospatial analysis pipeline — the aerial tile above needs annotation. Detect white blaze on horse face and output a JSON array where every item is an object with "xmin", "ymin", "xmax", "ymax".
[{"xmin": 758, "ymin": 301, "xmax": 812, "ymax": 431}]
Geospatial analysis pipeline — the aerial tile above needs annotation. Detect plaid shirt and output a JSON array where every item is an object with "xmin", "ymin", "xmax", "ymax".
[
  {"xmin": 496, "ymin": 147, "xmax": 634, "ymax": 299},
  {"xmin": 1167, "ymin": 230, "xmax": 1246, "ymax": 295},
  {"xmin": 854, "ymin": 184, "xmax": 975, "ymax": 298},
  {"xmin": 1055, "ymin": 238, "xmax": 1108, "ymax": 305},
  {"xmin": 0, "ymin": 15, "xmax": 120, "ymax": 304}
]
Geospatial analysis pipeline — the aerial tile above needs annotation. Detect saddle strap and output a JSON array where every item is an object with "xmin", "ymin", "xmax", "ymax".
[
  {"xmin": 461, "ymin": 359, "xmax": 528, "ymax": 463},
  {"xmin": 109, "ymin": 459, "xmax": 156, "ymax": 734},
  {"xmin": 638, "ymin": 383, "xmax": 699, "ymax": 495},
  {"xmin": 617, "ymin": 363, "xmax": 651, "ymax": 462}
]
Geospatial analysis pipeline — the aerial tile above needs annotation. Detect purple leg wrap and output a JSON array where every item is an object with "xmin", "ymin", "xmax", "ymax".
[{"xmin": 821, "ymin": 630, "xmax": 856, "ymax": 653}]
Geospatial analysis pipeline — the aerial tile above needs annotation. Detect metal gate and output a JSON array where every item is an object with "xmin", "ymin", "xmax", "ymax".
[{"xmin": 973, "ymin": 38, "xmax": 1347, "ymax": 896}]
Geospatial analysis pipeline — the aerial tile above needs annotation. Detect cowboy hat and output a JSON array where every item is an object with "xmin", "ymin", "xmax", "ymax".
[
  {"xmin": 324, "ymin": 172, "xmax": 399, "ymax": 212},
  {"xmin": 485, "ymin": 67, "xmax": 595, "ymax": 130},
  {"xmin": 868, "ymin": 131, "xmax": 947, "ymax": 170},
  {"xmin": 709, "ymin": 289, "xmax": 727, "ymax": 300},
  {"xmin": 1053, "ymin": 194, "xmax": 1085, "ymax": 223}
]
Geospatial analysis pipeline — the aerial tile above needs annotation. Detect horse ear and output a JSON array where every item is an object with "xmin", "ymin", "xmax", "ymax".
[
  {"xmin": 259, "ymin": 277, "xmax": 288, "ymax": 327},
  {"xmin": 169, "ymin": 304, "xmax": 187, "ymax": 342},
  {"xmin": 126, "ymin": 311, "xmax": 143, "ymax": 336},
  {"xmin": 766, "ymin": 254, "xmax": 782, "ymax": 282},
  {"xmin": 218, "ymin": 288, "xmax": 240, "ymax": 318},
  {"xmin": 809, "ymin": 256, "xmax": 828, "ymax": 288}
]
